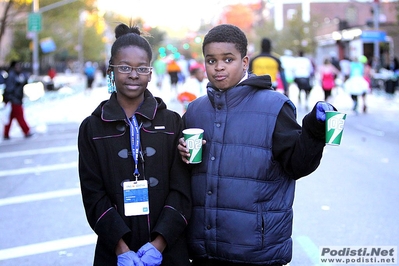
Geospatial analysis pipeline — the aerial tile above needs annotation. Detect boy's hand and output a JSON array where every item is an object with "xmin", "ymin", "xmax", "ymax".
[
  {"xmin": 178, "ymin": 137, "xmax": 206, "ymax": 164},
  {"xmin": 315, "ymin": 101, "xmax": 335, "ymax": 122}
]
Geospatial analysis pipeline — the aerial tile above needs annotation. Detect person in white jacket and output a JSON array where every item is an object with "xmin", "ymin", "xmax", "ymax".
[
  {"xmin": 293, "ymin": 51, "xmax": 314, "ymax": 109},
  {"xmin": 177, "ymin": 63, "xmax": 209, "ymax": 112}
]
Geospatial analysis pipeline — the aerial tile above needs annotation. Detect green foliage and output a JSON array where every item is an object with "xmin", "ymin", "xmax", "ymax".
[
  {"xmin": 3, "ymin": 0, "xmax": 105, "ymax": 70},
  {"xmin": 280, "ymin": 10, "xmax": 317, "ymax": 55},
  {"xmin": 6, "ymin": 30, "xmax": 31, "ymax": 63},
  {"xmin": 146, "ymin": 27, "xmax": 166, "ymax": 57},
  {"xmin": 38, "ymin": 0, "xmax": 101, "ymax": 61},
  {"xmin": 82, "ymin": 23, "xmax": 106, "ymax": 62},
  {"xmin": 102, "ymin": 13, "xmax": 166, "ymax": 61}
]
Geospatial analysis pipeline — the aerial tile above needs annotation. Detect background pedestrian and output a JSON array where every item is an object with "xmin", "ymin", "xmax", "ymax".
[
  {"xmin": 344, "ymin": 56, "xmax": 369, "ymax": 113},
  {"xmin": 153, "ymin": 55, "xmax": 167, "ymax": 88},
  {"xmin": 293, "ymin": 50, "xmax": 314, "ymax": 110},
  {"xmin": 84, "ymin": 61, "xmax": 96, "ymax": 93},
  {"xmin": 249, "ymin": 37, "xmax": 288, "ymax": 96},
  {"xmin": 2, "ymin": 61, "xmax": 33, "ymax": 140},
  {"xmin": 178, "ymin": 63, "xmax": 208, "ymax": 112},
  {"xmin": 166, "ymin": 59, "xmax": 181, "ymax": 93},
  {"xmin": 318, "ymin": 57, "xmax": 340, "ymax": 101},
  {"xmin": 339, "ymin": 56, "xmax": 351, "ymax": 82}
]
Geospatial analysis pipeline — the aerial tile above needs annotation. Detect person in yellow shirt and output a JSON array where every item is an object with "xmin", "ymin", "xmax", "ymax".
[{"xmin": 249, "ymin": 38, "xmax": 288, "ymax": 96}]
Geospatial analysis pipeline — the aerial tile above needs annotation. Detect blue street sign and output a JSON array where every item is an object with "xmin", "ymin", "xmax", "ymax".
[{"xmin": 361, "ymin": 30, "xmax": 386, "ymax": 42}]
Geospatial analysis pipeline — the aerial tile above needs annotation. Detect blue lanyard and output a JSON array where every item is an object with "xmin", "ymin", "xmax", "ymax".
[{"xmin": 129, "ymin": 115, "xmax": 140, "ymax": 180}]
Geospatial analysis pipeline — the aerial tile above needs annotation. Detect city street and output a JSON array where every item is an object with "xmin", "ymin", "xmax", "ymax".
[{"xmin": 0, "ymin": 74, "xmax": 398, "ymax": 266}]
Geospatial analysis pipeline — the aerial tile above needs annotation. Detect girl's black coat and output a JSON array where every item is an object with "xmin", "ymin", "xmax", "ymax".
[{"xmin": 78, "ymin": 90, "xmax": 192, "ymax": 265}]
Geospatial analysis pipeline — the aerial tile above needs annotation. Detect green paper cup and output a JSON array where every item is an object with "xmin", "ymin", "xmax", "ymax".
[
  {"xmin": 183, "ymin": 128, "xmax": 204, "ymax": 164},
  {"xmin": 325, "ymin": 111, "xmax": 346, "ymax": 145}
]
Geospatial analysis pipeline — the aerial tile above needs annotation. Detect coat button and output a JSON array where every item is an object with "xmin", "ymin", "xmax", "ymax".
[
  {"xmin": 206, "ymin": 225, "xmax": 211, "ymax": 230},
  {"xmin": 207, "ymin": 190, "xmax": 212, "ymax": 195}
]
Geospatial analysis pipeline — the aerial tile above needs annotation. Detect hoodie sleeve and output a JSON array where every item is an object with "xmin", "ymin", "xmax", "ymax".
[{"xmin": 273, "ymin": 103, "xmax": 326, "ymax": 180}]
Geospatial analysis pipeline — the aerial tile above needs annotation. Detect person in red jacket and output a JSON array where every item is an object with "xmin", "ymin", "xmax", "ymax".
[
  {"xmin": 2, "ymin": 61, "xmax": 33, "ymax": 140},
  {"xmin": 47, "ymin": 66, "xmax": 56, "ymax": 80}
]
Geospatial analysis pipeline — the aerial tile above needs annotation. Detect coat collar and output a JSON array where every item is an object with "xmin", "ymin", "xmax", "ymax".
[
  {"xmin": 97, "ymin": 90, "xmax": 161, "ymax": 122},
  {"xmin": 207, "ymin": 74, "xmax": 273, "ymax": 108}
]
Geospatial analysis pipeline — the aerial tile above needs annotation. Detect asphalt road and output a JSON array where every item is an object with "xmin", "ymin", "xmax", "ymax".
[
  {"xmin": 0, "ymin": 77, "xmax": 398, "ymax": 266},
  {"xmin": 291, "ymin": 85, "xmax": 399, "ymax": 265}
]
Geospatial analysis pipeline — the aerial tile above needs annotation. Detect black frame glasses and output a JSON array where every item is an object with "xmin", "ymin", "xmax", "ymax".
[{"xmin": 110, "ymin": 65, "xmax": 152, "ymax": 75}]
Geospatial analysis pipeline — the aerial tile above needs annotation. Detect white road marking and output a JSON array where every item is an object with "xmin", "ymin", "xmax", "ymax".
[
  {"xmin": 0, "ymin": 146, "xmax": 91, "ymax": 261},
  {"xmin": 0, "ymin": 188, "xmax": 81, "ymax": 206},
  {"xmin": 0, "ymin": 161, "xmax": 78, "ymax": 177},
  {"xmin": 0, "ymin": 234, "xmax": 97, "ymax": 261},
  {"xmin": 0, "ymin": 146, "xmax": 77, "ymax": 159}
]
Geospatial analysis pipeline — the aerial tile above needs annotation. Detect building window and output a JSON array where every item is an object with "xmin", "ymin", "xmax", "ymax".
[
  {"xmin": 346, "ymin": 6, "xmax": 357, "ymax": 24},
  {"xmin": 287, "ymin": 9, "xmax": 297, "ymax": 20}
]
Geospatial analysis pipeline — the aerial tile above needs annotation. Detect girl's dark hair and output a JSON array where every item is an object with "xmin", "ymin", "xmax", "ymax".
[
  {"xmin": 202, "ymin": 24, "xmax": 247, "ymax": 58},
  {"xmin": 109, "ymin": 23, "xmax": 152, "ymax": 65}
]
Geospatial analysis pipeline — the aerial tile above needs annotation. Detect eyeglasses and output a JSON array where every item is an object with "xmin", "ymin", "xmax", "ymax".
[{"xmin": 110, "ymin": 65, "xmax": 152, "ymax": 75}]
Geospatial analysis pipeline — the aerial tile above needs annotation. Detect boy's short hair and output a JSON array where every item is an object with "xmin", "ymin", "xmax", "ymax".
[{"xmin": 202, "ymin": 24, "xmax": 248, "ymax": 58}]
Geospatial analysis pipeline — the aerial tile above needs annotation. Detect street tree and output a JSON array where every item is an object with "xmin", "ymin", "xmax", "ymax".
[
  {"xmin": 219, "ymin": 4, "xmax": 255, "ymax": 32},
  {"xmin": 37, "ymin": 0, "xmax": 102, "ymax": 70},
  {"xmin": 279, "ymin": 9, "xmax": 317, "ymax": 56},
  {"xmin": 0, "ymin": 0, "xmax": 32, "ymax": 51},
  {"xmin": 252, "ymin": 7, "xmax": 317, "ymax": 57},
  {"xmin": 2, "ymin": 0, "xmax": 107, "ymax": 72},
  {"xmin": 102, "ymin": 12, "xmax": 166, "ymax": 61}
]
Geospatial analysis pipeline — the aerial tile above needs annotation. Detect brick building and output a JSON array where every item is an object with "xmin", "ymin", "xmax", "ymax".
[{"xmin": 272, "ymin": 0, "xmax": 398, "ymax": 67}]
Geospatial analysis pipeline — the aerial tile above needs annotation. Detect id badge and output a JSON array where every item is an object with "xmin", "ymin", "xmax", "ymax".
[{"xmin": 123, "ymin": 180, "xmax": 149, "ymax": 216}]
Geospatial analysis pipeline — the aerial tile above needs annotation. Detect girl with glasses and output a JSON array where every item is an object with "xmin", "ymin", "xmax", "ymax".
[{"xmin": 78, "ymin": 23, "xmax": 192, "ymax": 266}]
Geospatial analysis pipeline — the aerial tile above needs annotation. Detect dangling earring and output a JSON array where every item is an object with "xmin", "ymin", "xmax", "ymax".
[{"xmin": 107, "ymin": 71, "xmax": 116, "ymax": 93}]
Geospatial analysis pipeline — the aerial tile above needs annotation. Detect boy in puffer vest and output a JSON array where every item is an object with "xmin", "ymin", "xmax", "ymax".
[{"xmin": 178, "ymin": 24, "xmax": 336, "ymax": 266}]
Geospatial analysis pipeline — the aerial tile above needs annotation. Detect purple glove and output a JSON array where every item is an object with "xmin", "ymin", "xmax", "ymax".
[
  {"xmin": 315, "ymin": 102, "xmax": 335, "ymax": 122},
  {"xmin": 117, "ymin": 251, "xmax": 144, "ymax": 266},
  {"xmin": 137, "ymin": 242, "xmax": 163, "ymax": 266}
]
